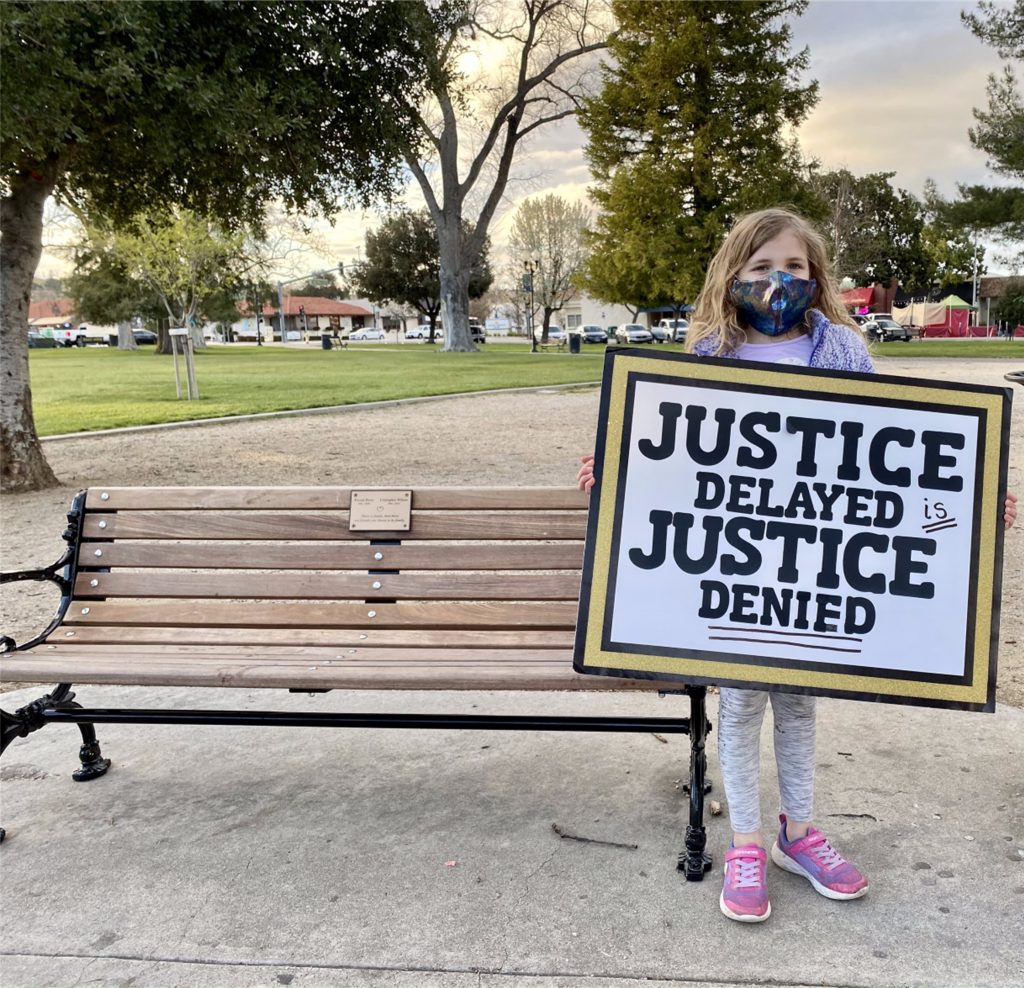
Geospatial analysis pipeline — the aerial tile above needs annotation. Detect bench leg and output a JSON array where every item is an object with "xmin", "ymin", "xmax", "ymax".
[
  {"xmin": 70, "ymin": 718, "xmax": 111, "ymax": 782},
  {"xmin": 0, "ymin": 684, "xmax": 110, "ymax": 781},
  {"xmin": 678, "ymin": 686, "xmax": 713, "ymax": 881}
]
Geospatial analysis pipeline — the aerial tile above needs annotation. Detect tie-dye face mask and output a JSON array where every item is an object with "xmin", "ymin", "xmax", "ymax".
[{"xmin": 728, "ymin": 270, "xmax": 818, "ymax": 337}]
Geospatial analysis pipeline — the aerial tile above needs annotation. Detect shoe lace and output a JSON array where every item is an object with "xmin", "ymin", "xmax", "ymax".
[
  {"xmin": 805, "ymin": 832, "xmax": 845, "ymax": 871},
  {"xmin": 730, "ymin": 854, "xmax": 764, "ymax": 889}
]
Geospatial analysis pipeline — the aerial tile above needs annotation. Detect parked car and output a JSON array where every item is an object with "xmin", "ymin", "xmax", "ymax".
[
  {"xmin": 578, "ymin": 324, "xmax": 608, "ymax": 343},
  {"xmin": 133, "ymin": 329, "xmax": 157, "ymax": 345},
  {"xmin": 850, "ymin": 313, "xmax": 869, "ymax": 327},
  {"xmin": 534, "ymin": 325, "xmax": 567, "ymax": 341},
  {"xmin": 863, "ymin": 314, "xmax": 913, "ymax": 343},
  {"xmin": 28, "ymin": 331, "xmax": 58, "ymax": 348},
  {"xmin": 615, "ymin": 323, "xmax": 654, "ymax": 344},
  {"xmin": 470, "ymin": 321, "xmax": 486, "ymax": 343},
  {"xmin": 654, "ymin": 318, "xmax": 689, "ymax": 343},
  {"xmin": 405, "ymin": 324, "xmax": 436, "ymax": 340},
  {"xmin": 349, "ymin": 327, "xmax": 387, "ymax": 341}
]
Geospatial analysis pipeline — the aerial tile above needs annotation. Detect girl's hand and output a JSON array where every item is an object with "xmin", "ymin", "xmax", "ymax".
[
  {"xmin": 577, "ymin": 454, "xmax": 596, "ymax": 493},
  {"xmin": 1005, "ymin": 493, "xmax": 1018, "ymax": 530}
]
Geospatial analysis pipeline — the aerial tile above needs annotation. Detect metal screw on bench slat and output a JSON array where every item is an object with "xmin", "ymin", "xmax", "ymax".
[
  {"xmin": 372, "ymin": 581, "xmax": 382, "ymax": 589},
  {"xmin": 373, "ymin": 552, "xmax": 383, "ymax": 560},
  {"xmin": 98, "ymin": 521, "xmax": 107, "ymax": 529},
  {"xmin": 89, "ymin": 579, "xmax": 99, "ymax": 587},
  {"xmin": 100, "ymin": 492, "xmax": 109, "ymax": 500},
  {"xmin": 359, "ymin": 634, "xmax": 368, "ymax": 640},
  {"xmin": 94, "ymin": 549, "xmax": 103, "ymax": 557},
  {"xmin": 65, "ymin": 631, "xmax": 75, "ymax": 637},
  {"xmin": 81, "ymin": 607, "xmax": 90, "ymax": 614},
  {"xmin": 367, "ymin": 610, "xmax": 376, "ymax": 618}
]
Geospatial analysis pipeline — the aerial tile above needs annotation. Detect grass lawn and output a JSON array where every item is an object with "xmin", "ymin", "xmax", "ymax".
[
  {"xmin": 30, "ymin": 337, "xmax": 1024, "ymax": 436},
  {"xmin": 872, "ymin": 339, "xmax": 1024, "ymax": 358},
  {"xmin": 29, "ymin": 342, "xmax": 612, "ymax": 435}
]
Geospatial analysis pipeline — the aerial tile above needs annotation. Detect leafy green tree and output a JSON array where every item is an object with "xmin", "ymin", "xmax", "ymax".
[
  {"xmin": 292, "ymin": 276, "xmax": 343, "ymax": 301},
  {"xmin": 993, "ymin": 277, "xmax": 1024, "ymax": 328},
  {"xmin": 811, "ymin": 169, "xmax": 933, "ymax": 291},
  {"xmin": 81, "ymin": 210, "xmax": 247, "ymax": 351},
  {"xmin": 0, "ymin": 0, "xmax": 430, "ymax": 491},
  {"xmin": 508, "ymin": 195, "xmax": 590, "ymax": 341},
  {"xmin": 65, "ymin": 249, "xmax": 162, "ymax": 349},
  {"xmin": 921, "ymin": 180, "xmax": 986, "ymax": 295},
  {"xmin": 353, "ymin": 211, "xmax": 492, "ymax": 343},
  {"xmin": 948, "ymin": 1, "xmax": 1024, "ymax": 261},
  {"xmin": 579, "ymin": 0, "xmax": 819, "ymax": 310}
]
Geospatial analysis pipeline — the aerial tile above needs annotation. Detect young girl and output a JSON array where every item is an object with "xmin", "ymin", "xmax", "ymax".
[{"xmin": 576, "ymin": 206, "xmax": 1017, "ymax": 924}]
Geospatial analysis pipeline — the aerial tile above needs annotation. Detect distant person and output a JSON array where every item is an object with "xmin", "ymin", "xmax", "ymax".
[{"xmin": 576, "ymin": 207, "xmax": 1017, "ymax": 923}]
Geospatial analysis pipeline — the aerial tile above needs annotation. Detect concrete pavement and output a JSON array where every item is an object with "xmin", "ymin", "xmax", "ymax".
[{"xmin": 1, "ymin": 684, "xmax": 1022, "ymax": 988}]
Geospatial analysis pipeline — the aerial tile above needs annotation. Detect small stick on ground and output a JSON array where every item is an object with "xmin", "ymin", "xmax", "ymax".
[{"xmin": 551, "ymin": 823, "xmax": 638, "ymax": 850}]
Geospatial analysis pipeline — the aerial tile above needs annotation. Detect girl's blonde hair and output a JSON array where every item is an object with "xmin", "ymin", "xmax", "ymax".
[{"xmin": 685, "ymin": 207, "xmax": 856, "ymax": 355}]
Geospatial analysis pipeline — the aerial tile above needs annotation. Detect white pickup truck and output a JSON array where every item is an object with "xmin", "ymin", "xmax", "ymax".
[{"xmin": 49, "ymin": 322, "xmax": 91, "ymax": 347}]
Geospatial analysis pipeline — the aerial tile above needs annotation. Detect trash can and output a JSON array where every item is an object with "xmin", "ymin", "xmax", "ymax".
[
  {"xmin": 568, "ymin": 332, "xmax": 581, "ymax": 354},
  {"xmin": 321, "ymin": 333, "xmax": 333, "ymax": 350}
]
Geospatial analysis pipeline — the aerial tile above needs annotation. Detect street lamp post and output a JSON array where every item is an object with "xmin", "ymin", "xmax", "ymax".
[
  {"xmin": 252, "ymin": 284, "xmax": 263, "ymax": 346},
  {"xmin": 524, "ymin": 259, "xmax": 540, "ymax": 353}
]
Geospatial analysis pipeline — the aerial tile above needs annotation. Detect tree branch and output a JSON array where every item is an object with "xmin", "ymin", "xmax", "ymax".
[
  {"xmin": 459, "ymin": 36, "xmax": 606, "ymax": 199},
  {"xmin": 519, "ymin": 106, "xmax": 580, "ymax": 139},
  {"xmin": 404, "ymin": 154, "xmax": 442, "ymax": 223}
]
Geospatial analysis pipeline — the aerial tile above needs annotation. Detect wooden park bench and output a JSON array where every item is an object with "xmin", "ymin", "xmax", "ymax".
[
  {"xmin": 537, "ymin": 338, "xmax": 567, "ymax": 352},
  {"xmin": 0, "ymin": 486, "xmax": 713, "ymax": 878}
]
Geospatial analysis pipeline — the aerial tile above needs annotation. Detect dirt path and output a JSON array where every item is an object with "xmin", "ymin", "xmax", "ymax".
[{"xmin": 2, "ymin": 356, "xmax": 1022, "ymax": 706}]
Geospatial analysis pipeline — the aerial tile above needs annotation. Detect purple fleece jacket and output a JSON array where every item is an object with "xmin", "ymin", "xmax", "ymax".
[{"xmin": 691, "ymin": 309, "xmax": 875, "ymax": 374}]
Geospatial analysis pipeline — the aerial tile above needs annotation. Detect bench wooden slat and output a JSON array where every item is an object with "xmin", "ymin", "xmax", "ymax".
[
  {"xmin": 32, "ymin": 643, "xmax": 575, "ymax": 659},
  {"xmin": 48, "ymin": 626, "xmax": 577, "ymax": 648},
  {"xmin": 79, "ymin": 542, "xmax": 586, "ymax": 571},
  {"xmin": 81, "ymin": 511, "xmax": 587, "ymax": 541},
  {"xmin": 85, "ymin": 487, "xmax": 590, "ymax": 511},
  {"xmin": 74, "ymin": 572, "xmax": 580, "ymax": 601},
  {"xmin": 64, "ymin": 600, "xmax": 579, "ymax": 629},
  {"xmin": 1, "ymin": 648, "xmax": 666, "ymax": 691}
]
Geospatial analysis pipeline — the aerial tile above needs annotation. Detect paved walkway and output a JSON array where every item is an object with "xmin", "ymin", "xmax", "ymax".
[{"xmin": 2, "ymin": 685, "xmax": 1022, "ymax": 987}]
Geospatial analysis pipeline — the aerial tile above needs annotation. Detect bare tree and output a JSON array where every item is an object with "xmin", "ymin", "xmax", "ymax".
[
  {"xmin": 508, "ymin": 193, "xmax": 589, "ymax": 340},
  {"xmin": 403, "ymin": 0, "xmax": 609, "ymax": 351}
]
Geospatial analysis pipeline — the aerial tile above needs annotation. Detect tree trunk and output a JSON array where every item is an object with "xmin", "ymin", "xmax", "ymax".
[
  {"xmin": 0, "ymin": 164, "xmax": 61, "ymax": 492},
  {"xmin": 437, "ymin": 221, "xmax": 474, "ymax": 351},
  {"xmin": 117, "ymin": 321, "xmax": 138, "ymax": 350}
]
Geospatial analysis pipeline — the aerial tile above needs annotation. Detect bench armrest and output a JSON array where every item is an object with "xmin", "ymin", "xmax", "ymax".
[{"xmin": 1, "ymin": 491, "xmax": 87, "ymax": 653}]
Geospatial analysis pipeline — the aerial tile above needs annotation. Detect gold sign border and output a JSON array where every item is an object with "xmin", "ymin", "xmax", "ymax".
[{"xmin": 579, "ymin": 353, "xmax": 1008, "ymax": 709}]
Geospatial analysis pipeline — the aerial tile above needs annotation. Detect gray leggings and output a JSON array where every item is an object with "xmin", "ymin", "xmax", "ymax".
[{"xmin": 717, "ymin": 687, "xmax": 817, "ymax": 835}]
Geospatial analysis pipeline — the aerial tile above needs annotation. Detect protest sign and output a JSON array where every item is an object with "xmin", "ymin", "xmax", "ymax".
[{"xmin": 574, "ymin": 350, "xmax": 1011, "ymax": 711}]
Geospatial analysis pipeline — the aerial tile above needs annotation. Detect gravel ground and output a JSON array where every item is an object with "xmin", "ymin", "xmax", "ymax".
[{"xmin": 2, "ymin": 356, "xmax": 1022, "ymax": 706}]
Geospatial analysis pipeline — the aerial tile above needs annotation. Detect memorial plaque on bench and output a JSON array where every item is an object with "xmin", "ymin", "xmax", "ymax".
[{"xmin": 349, "ymin": 489, "xmax": 413, "ymax": 531}]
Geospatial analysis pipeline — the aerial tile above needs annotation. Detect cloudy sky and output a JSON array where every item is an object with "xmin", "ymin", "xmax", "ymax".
[{"xmin": 38, "ymin": 0, "xmax": 1013, "ymax": 281}]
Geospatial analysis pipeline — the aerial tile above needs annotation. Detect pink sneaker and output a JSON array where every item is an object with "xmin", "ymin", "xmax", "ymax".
[
  {"xmin": 771, "ymin": 814, "xmax": 868, "ymax": 900},
  {"xmin": 720, "ymin": 844, "xmax": 771, "ymax": 923}
]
